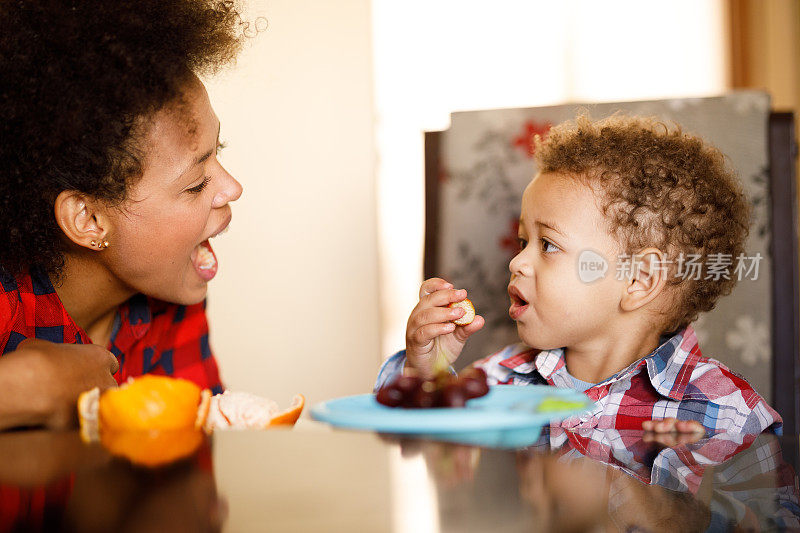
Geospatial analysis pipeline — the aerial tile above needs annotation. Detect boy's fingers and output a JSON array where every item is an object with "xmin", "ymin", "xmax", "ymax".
[
  {"xmin": 410, "ymin": 306, "xmax": 465, "ymax": 330},
  {"xmin": 454, "ymin": 315, "xmax": 485, "ymax": 342},
  {"xmin": 675, "ymin": 420, "xmax": 705, "ymax": 434},
  {"xmin": 411, "ymin": 323, "xmax": 455, "ymax": 347},
  {"xmin": 419, "ymin": 278, "xmax": 453, "ymax": 298},
  {"xmin": 643, "ymin": 432, "xmax": 678, "ymax": 447},
  {"xmin": 674, "ymin": 432, "xmax": 704, "ymax": 446},
  {"xmin": 422, "ymin": 288, "xmax": 468, "ymax": 309},
  {"xmin": 643, "ymin": 418, "xmax": 677, "ymax": 433},
  {"xmin": 643, "ymin": 418, "xmax": 704, "ymax": 435}
]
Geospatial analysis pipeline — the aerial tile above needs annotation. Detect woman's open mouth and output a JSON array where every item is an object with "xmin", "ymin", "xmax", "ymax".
[
  {"xmin": 192, "ymin": 240, "xmax": 218, "ymax": 281},
  {"xmin": 508, "ymin": 285, "xmax": 529, "ymax": 320},
  {"xmin": 190, "ymin": 215, "xmax": 231, "ymax": 282}
]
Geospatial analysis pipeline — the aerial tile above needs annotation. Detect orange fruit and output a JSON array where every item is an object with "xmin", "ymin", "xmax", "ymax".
[
  {"xmin": 99, "ymin": 375, "xmax": 204, "ymax": 432},
  {"xmin": 101, "ymin": 428, "xmax": 204, "ymax": 468},
  {"xmin": 78, "ymin": 376, "xmax": 210, "ymax": 440}
]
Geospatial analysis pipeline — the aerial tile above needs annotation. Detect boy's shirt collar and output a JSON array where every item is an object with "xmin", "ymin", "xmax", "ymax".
[{"xmin": 497, "ymin": 326, "xmax": 702, "ymax": 401}]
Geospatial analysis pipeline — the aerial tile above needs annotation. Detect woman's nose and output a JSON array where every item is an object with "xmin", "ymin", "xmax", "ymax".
[{"xmin": 212, "ymin": 167, "xmax": 243, "ymax": 209}]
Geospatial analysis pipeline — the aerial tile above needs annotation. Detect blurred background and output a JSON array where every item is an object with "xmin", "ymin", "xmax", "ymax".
[{"xmin": 202, "ymin": 0, "xmax": 799, "ymax": 410}]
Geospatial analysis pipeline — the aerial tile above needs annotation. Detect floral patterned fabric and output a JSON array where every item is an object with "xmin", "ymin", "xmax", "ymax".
[{"xmin": 431, "ymin": 92, "xmax": 773, "ymax": 399}]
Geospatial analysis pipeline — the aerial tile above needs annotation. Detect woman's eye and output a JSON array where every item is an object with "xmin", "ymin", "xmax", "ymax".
[
  {"xmin": 540, "ymin": 238, "xmax": 559, "ymax": 253},
  {"xmin": 517, "ymin": 237, "xmax": 528, "ymax": 252},
  {"xmin": 186, "ymin": 176, "xmax": 210, "ymax": 194}
]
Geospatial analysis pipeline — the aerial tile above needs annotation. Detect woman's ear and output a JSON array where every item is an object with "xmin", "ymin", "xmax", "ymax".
[
  {"xmin": 54, "ymin": 191, "xmax": 111, "ymax": 250},
  {"xmin": 620, "ymin": 247, "xmax": 669, "ymax": 313}
]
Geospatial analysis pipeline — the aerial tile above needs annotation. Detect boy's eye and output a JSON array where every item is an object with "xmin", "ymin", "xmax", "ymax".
[
  {"xmin": 186, "ymin": 176, "xmax": 210, "ymax": 194},
  {"xmin": 540, "ymin": 238, "xmax": 559, "ymax": 253},
  {"xmin": 517, "ymin": 237, "xmax": 528, "ymax": 252}
]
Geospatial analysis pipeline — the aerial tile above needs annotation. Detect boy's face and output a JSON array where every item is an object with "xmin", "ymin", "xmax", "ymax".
[
  {"xmin": 509, "ymin": 172, "xmax": 627, "ymax": 350},
  {"xmin": 102, "ymin": 76, "xmax": 243, "ymax": 305}
]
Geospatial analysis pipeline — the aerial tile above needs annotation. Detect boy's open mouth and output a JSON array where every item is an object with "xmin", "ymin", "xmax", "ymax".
[{"xmin": 508, "ymin": 285, "xmax": 529, "ymax": 320}]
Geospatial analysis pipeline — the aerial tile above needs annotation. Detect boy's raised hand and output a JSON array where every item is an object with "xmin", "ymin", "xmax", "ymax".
[
  {"xmin": 405, "ymin": 278, "xmax": 485, "ymax": 378},
  {"xmin": 0, "ymin": 338, "xmax": 119, "ymax": 430}
]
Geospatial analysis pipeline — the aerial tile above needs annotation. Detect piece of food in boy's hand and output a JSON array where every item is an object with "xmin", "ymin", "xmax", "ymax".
[
  {"xmin": 376, "ymin": 367, "xmax": 489, "ymax": 408},
  {"xmin": 448, "ymin": 298, "xmax": 475, "ymax": 326}
]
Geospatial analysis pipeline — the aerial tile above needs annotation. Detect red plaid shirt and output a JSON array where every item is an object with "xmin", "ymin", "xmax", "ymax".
[
  {"xmin": 0, "ymin": 266, "xmax": 222, "ymax": 393},
  {"xmin": 474, "ymin": 325, "xmax": 781, "ymax": 434}
]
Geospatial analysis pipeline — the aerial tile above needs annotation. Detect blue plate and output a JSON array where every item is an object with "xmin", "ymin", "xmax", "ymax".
[{"xmin": 311, "ymin": 385, "xmax": 592, "ymax": 437}]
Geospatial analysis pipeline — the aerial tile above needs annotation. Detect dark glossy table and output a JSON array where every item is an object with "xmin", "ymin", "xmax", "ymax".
[{"xmin": 0, "ymin": 420, "xmax": 797, "ymax": 532}]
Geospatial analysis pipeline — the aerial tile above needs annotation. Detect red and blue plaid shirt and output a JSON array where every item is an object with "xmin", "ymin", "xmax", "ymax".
[
  {"xmin": 0, "ymin": 266, "xmax": 223, "ymax": 393},
  {"xmin": 376, "ymin": 325, "xmax": 782, "ymax": 434}
]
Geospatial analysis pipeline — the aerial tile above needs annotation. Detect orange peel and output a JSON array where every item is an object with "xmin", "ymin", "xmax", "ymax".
[
  {"xmin": 266, "ymin": 394, "xmax": 305, "ymax": 427},
  {"xmin": 203, "ymin": 391, "xmax": 304, "ymax": 431}
]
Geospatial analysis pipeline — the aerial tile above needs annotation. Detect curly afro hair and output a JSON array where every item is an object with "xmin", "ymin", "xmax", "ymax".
[
  {"xmin": 533, "ymin": 114, "xmax": 751, "ymax": 333},
  {"xmin": 0, "ymin": 0, "xmax": 244, "ymax": 278}
]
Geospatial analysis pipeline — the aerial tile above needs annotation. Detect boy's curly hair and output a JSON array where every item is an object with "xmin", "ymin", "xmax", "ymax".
[
  {"xmin": 0, "ymin": 0, "xmax": 244, "ymax": 278},
  {"xmin": 534, "ymin": 114, "xmax": 751, "ymax": 333}
]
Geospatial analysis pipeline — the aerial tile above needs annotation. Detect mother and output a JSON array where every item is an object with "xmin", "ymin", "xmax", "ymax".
[{"xmin": 0, "ymin": 0, "xmax": 244, "ymax": 429}]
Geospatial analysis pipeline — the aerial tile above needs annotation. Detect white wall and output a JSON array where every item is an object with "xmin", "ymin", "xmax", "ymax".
[{"xmin": 203, "ymin": 0, "xmax": 380, "ymax": 409}]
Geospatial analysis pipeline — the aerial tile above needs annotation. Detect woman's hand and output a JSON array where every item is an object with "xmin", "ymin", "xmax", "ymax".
[
  {"xmin": 0, "ymin": 338, "xmax": 119, "ymax": 430},
  {"xmin": 405, "ymin": 278, "xmax": 484, "ymax": 379}
]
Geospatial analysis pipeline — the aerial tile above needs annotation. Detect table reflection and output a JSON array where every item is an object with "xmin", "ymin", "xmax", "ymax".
[
  {"xmin": 0, "ymin": 430, "xmax": 222, "ymax": 532},
  {"xmin": 0, "ymin": 425, "xmax": 796, "ymax": 532}
]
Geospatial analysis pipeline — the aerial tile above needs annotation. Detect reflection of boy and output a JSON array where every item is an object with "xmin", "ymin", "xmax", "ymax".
[
  {"xmin": 528, "ymin": 428, "xmax": 800, "ymax": 531},
  {"xmin": 378, "ymin": 115, "xmax": 781, "ymax": 435}
]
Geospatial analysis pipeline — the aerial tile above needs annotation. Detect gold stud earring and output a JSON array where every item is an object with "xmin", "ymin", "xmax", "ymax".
[
  {"xmin": 90, "ymin": 240, "xmax": 97, "ymax": 247},
  {"xmin": 101, "ymin": 240, "xmax": 109, "ymax": 249}
]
